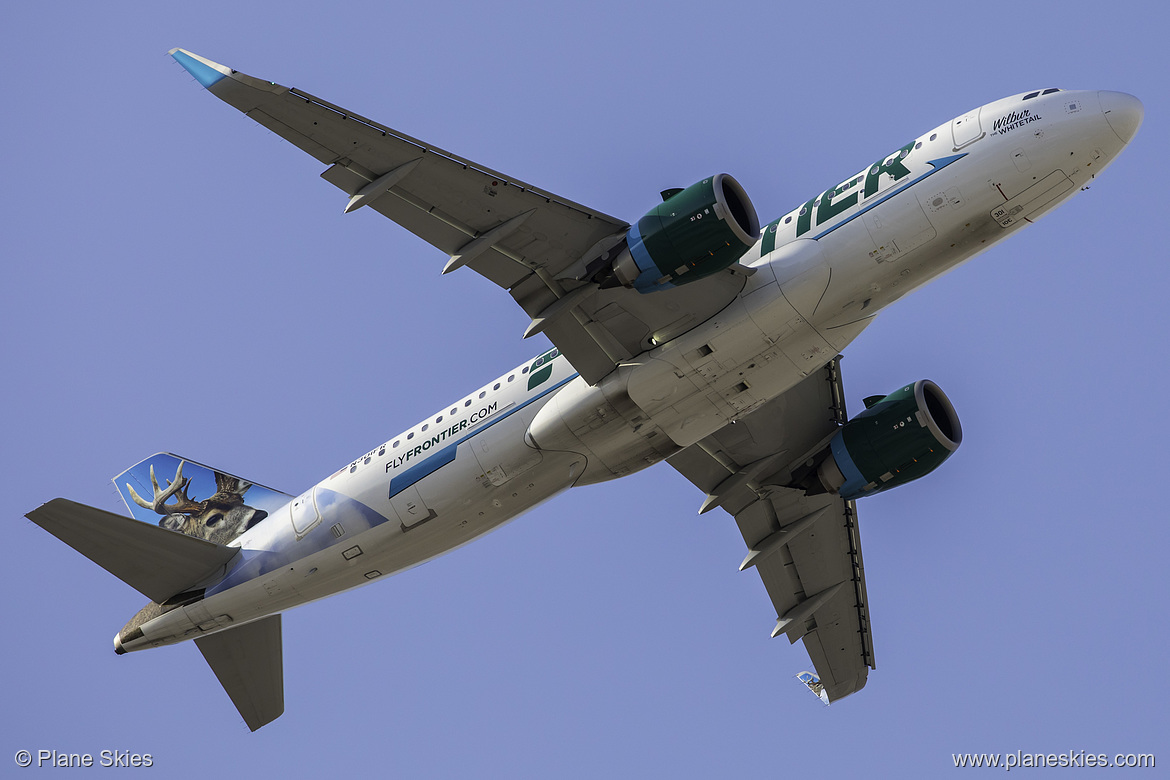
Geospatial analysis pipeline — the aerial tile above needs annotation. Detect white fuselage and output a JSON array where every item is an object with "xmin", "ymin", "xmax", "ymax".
[{"xmin": 119, "ymin": 89, "xmax": 1138, "ymax": 652}]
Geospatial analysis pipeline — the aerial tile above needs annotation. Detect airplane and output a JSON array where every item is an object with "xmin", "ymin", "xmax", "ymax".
[{"xmin": 26, "ymin": 49, "xmax": 1142, "ymax": 731}]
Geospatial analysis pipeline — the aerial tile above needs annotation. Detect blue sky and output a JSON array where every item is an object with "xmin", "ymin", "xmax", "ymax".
[{"xmin": 3, "ymin": 1, "xmax": 1166, "ymax": 775}]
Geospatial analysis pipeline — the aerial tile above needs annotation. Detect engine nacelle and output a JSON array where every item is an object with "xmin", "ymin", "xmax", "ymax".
[
  {"xmin": 602, "ymin": 174, "xmax": 759, "ymax": 294},
  {"xmin": 816, "ymin": 380, "xmax": 962, "ymax": 501}
]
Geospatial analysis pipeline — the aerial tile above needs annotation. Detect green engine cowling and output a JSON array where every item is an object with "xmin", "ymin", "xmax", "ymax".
[
  {"xmin": 609, "ymin": 174, "xmax": 760, "ymax": 293},
  {"xmin": 817, "ymin": 380, "xmax": 962, "ymax": 501}
]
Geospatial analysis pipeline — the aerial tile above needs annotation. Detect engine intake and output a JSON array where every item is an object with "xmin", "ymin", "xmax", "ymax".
[
  {"xmin": 599, "ymin": 174, "xmax": 759, "ymax": 294},
  {"xmin": 817, "ymin": 380, "xmax": 962, "ymax": 500}
]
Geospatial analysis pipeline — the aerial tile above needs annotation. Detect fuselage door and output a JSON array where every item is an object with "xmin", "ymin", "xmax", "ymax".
[
  {"xmin": 951, "ymin": 107, "xmax": 984, "ymax": 150},
  {"xmin": 290, "ymin": 488, "xmax": 321, "ymax": 538},
  {"xmin": 390, "ymin": 486, "xmax": 437, "ymax": 530}
]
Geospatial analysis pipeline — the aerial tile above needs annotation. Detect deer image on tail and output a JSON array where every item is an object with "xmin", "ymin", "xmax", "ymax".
[{"xmin": 127, "ymin": 460, "xmax": 268, "ymax": 545}]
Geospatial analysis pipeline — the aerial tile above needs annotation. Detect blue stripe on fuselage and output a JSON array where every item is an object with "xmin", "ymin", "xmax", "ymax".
[
  {"xmin": 811, "ymin": 154, "xmax": 966, "ymax": 241},
  {"xmin": 387, "ymin": 371, "xmax": 578, "ymax": 499}
]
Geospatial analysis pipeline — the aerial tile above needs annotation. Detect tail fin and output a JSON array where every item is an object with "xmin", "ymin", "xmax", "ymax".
[
  {"xmin": 25, "ymin": 498, "xmax": 240, "ymax": 603},
  {"xmin": 196, "ymin": 615, "xmax": 284, "ymax": 731},
  {"xmin": 114, "ymin": 453, "xmax": 292, "ymax": 546},
  {"xmin": 27, "ymin": 498, "xmax": 286, "ymax": 731}
]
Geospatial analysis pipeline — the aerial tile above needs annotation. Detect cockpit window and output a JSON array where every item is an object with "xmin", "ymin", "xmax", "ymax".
[{"xmin": 1025, "ymin": 88, "xmax": 1061, "ymax": 101}]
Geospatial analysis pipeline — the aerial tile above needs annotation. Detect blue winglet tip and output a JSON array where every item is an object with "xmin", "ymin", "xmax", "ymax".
[{"xmin": 169, "ymin": 48, "xmax": 230, "ymax": 88}]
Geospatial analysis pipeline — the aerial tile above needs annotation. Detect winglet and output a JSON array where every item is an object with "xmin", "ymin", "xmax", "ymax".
[
  {"xmin": 796, "ymin": 671, "xmax": 831, "ymax": 706},
  {"xmin": 168, "ymin": 48, "xmax": 231, "ymax": 88}
]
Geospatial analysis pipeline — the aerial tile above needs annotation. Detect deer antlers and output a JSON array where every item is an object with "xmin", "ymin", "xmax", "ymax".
[{"xmin": 127, "ymin": 461, "xmax": 204, "ymax": 515}]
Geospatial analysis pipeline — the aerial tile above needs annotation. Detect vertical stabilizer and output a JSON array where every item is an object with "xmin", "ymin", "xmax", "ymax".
[{"xmin": 114, "ymin": 453, "xmax": 292, "ymax": 546}]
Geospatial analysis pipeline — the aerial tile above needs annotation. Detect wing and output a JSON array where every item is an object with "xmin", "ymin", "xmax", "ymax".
[
  {"xmin": 665, "ymin": 358, "xmax": 875, "ymax": 702},
  {"xmin": 170, "ymin": 49, "xmax": 747, "ymax": 384}
]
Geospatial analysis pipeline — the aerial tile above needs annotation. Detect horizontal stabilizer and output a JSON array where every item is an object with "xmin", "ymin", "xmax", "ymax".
[
  {"xmin": 25, "ymin": 498, "xmax": 240, "ymax": 603},
  {"xmin": 196, "ymin": 615, "xmax": 284, "ymax": 731}
]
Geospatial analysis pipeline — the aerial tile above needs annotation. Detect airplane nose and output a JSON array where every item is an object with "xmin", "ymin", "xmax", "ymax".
[{"xmin": 1098, "ymin": 91, "xmax": 1144, "ymax": 144}]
